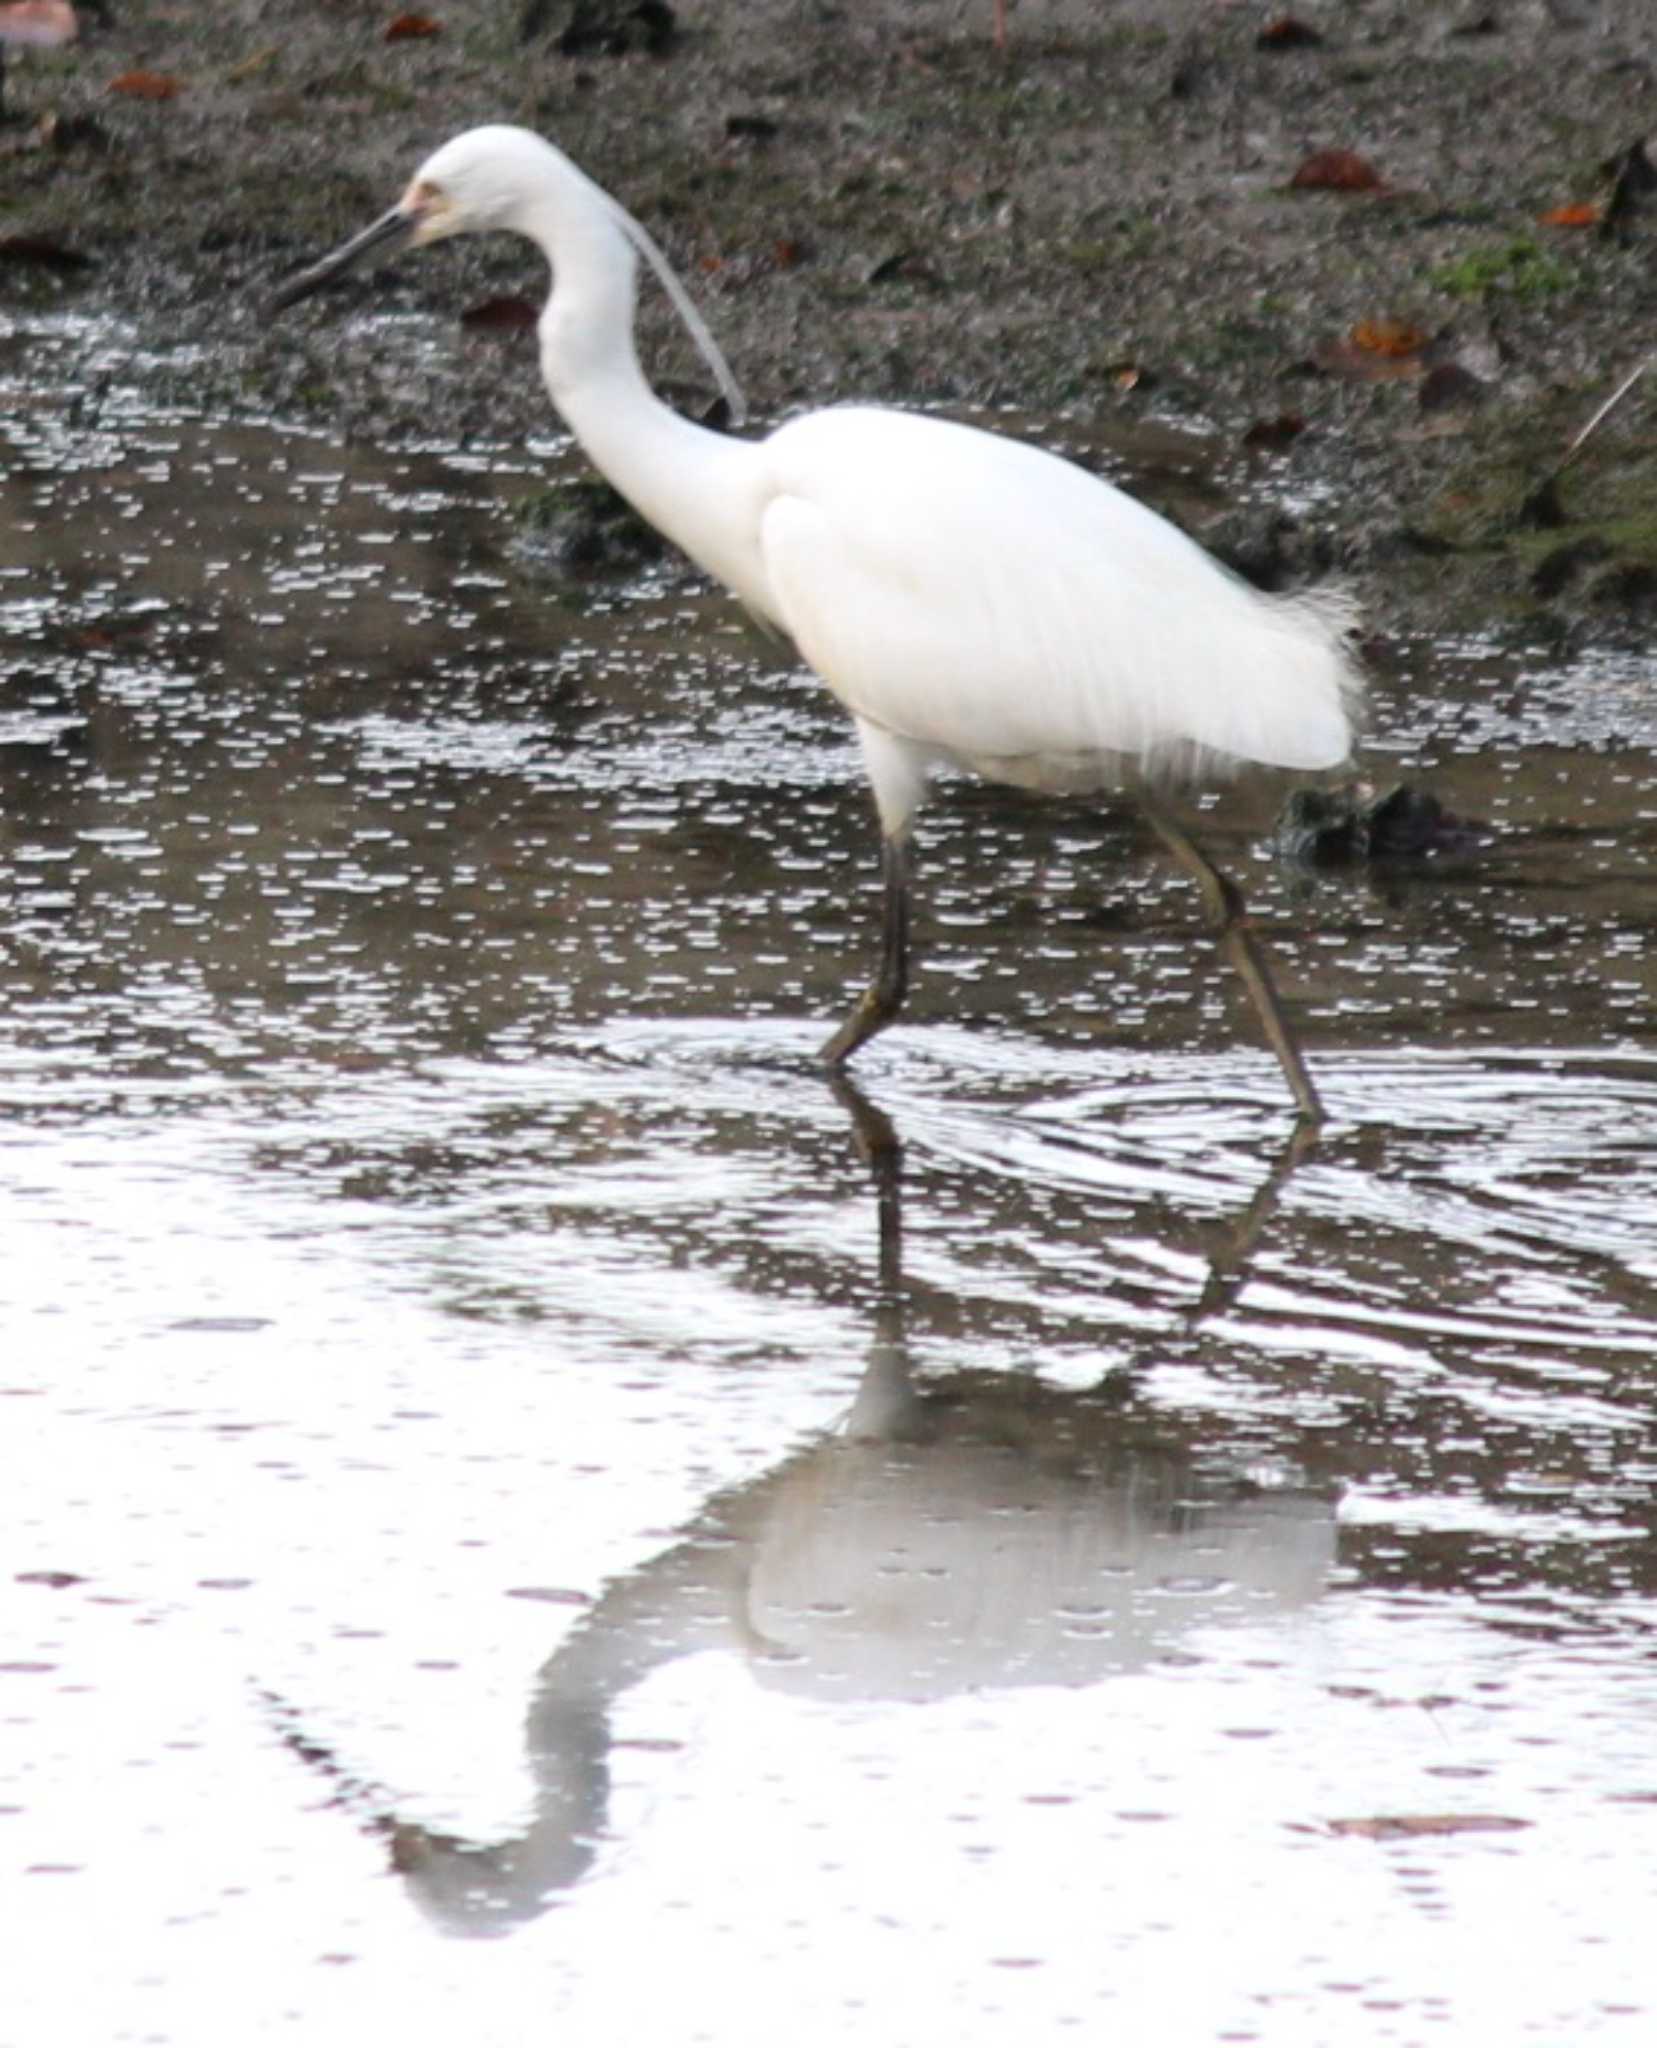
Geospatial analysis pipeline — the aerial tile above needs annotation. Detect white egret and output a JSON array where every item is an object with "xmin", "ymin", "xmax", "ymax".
[{"xmin": 274, "ymin": 125, "xmax": 1361, "ymax": 1118}]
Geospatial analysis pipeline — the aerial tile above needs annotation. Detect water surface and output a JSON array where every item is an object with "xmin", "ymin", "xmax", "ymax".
[{"xmin": 5, "ymin": 314, "xmax": 1657, "ymax": 2046}]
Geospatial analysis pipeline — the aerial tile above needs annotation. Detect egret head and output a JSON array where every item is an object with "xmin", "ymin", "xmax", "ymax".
[
  {"xmin": 269, "ymin": 125, "xmax": 747, "ymax": 423},
  {"xmin": 270, "ymin": 126, "xmax": 551, "ymax": 309},
  {"xmin": 399, "ymin": 126, "xmax": 548, "ymax": 244}
]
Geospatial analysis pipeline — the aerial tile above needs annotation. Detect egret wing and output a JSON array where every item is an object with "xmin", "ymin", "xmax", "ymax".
[{"xmin": 757, "ymin": 407, "xmax": 1358, "ymax": 782}]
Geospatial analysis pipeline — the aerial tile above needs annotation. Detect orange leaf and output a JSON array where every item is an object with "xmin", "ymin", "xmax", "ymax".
[
  {"xmin": 385, "ymin": 11, "xmax": 442, "ymax": 38},
  {"xmin": 1352, "ymin": 317, "xmax": 1426, "ymax": 358},
  {"xmin": 1290, "ymin": 149, "xmax": 1385, "ymax": 193},
  {"xmin": 1539, "ymin": 201, "xmax": 1602, "ymax": 227},
  {"xmin": 108, "ymin": 70, "xmax": 181, "ymax": 99},
  {"xmin": 1312, "ymin": 336, "xmax": 1423, "ymax": 382}
]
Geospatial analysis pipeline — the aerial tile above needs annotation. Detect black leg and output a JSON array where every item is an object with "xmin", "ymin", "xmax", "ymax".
[
  {"xmin": 821, "ymin": 829, "xmax": 913, "ymax": 1067},
  {"xmin": 1139, "ymin": 796, "xmax": 1325, "ymax": 1123}
]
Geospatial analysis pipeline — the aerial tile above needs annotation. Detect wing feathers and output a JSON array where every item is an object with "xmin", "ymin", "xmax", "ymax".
[{"xmin": 758, "ymin": 409, "xmax": 1360, "ymax": 786}]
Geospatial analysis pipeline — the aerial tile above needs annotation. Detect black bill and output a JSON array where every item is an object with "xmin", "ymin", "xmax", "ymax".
[{"xmin": 270, "ymin": 206, "xmax": 415, "ymax": 310}]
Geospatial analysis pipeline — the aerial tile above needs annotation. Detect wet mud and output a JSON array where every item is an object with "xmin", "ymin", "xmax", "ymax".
[{"xmin": 3, "ymin": 0, "xmax": 1657, "ymax": 645}]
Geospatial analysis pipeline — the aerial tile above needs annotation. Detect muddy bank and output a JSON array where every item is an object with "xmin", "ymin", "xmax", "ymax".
[{"xmin": 4, "ymin": 0, "xmax": 1657, "ymax": 648}]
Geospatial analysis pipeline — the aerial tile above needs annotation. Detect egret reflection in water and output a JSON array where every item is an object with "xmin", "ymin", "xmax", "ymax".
[{"xmin": 270, "ymin": 1083, "xmax": 1337, "ymax": 1937}]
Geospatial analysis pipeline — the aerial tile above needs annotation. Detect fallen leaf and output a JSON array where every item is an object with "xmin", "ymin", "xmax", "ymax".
[
  {"xmin": 1242, "ymin": 412, "xmax": 1307, "ymax": 451},
  {"xmin": 0, "ymin": 231, "xmax": 91, "ymax": 270},
  {"xmin": 1257, "ymin": 16, "xmax": 1322, "ymax": 49},
  {"xmin": 724, "ymin": 112, "xmax": 778, "ymax": 143},
  {"xmin": 1539, "ymin": 201, "xmax": 1602, "ymax": 227},
  {"xmin": 0, "ymin": 1, "xmax": 77, "ymax": 48},
  {"xmin": 384, "ymin": 11, "xmax": 442, "ymax": 38},
  {"xmin": 1312, "ymin": 334, "xmax": 1423, "ymax": 382},
  {"xmin": 108, "ymin": 70, "xmax": 182, "ymax": 100},
  {"xmin": 772, "ymin": 237, "xmax": 805, "ymax": 269},
  {"xmin": 225, "ymin": 45, "xmax": 280, "ymax": 84},
  {"xmin": 1290, "ymin": 148, "xmax": 1385, "ymax": 193},
  {"xmin": 1322, "ymin": 1813, "xmax": 1531, "ymax": 1840},
  {"xmin": 1352, "ymin": 316, "xmax": 1427, "ymax": 358},
  {"xmin": 867, "ymin": 247, "xmax": 939, "ymax": 286},
  {"xmin": 460, "ymin": 294, "xmax": 537, "ymax": 331},
  {"xmin": 1418, "ymin": 362, "xmax": 1486, "ymax": 411}
]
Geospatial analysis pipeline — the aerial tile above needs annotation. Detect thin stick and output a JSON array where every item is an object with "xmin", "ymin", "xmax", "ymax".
[
  {"xmin": 1556, "ymin": 353, "xmax": 1652, "ymax": 476},
  {"xmin": 1521, "ymin": 352, "xmax": 1653, "ymax": 525}
]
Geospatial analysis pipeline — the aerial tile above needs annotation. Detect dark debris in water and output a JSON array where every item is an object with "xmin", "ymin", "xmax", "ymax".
[
  {"xmin": 533, "ymin": 0, "xmax": 678, "ymax": 59},
  {"xmin": 511, "ymin": 475, "xmax": 670, "ymax": 580},
  {"xmin": 1276, "ymin": 782, "xmax": 1489, "ymax": 866},
  {"xmin": 0, "ymin": 231, "xmax": 92, "ymax": 272}
]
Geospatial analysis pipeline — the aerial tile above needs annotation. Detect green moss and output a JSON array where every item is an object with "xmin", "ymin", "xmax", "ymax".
[{"xmin": 1430, "ymin": 237, "xmax": 1575, "ymax": 300}]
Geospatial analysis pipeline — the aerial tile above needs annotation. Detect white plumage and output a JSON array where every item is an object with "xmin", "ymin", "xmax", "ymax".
[
  {"xmin": 757, "ymin": 406, "xmax": 1358, "ymax": 813},
  {"xmin": 275, "ymin": 124, "xmax": 1362, "ymax": 1116}
]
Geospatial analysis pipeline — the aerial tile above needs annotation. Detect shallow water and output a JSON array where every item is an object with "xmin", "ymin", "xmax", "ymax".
[{"xmin": 4, "ymin": 314, "xmax": 1657, "ymax": 2046}]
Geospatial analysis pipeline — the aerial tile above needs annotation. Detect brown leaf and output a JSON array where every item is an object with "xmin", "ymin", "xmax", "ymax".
[
  {"xmin": 1352, "ymin": 316, "xmax": 1427, "ymax": 358},
  {"xmin": 108, "ymin": 70, "xmax": 182, "ymax": 100},
  {"xmin": 1242, "ymin": 412, "xmax": 1307, "ymax": 452},
  {"xmin": 1539, "ymin": 201, "xmax": 1602, "ymax": 228},
  {"xmin": 459, "ymin": 294, "xmax": 537, "ymax": 331},
  {"xmin": 1079, "ymin": 357, "xmax": 1141, "ymax": 393},
  {"xmin": 1257, "ymin": 16, "xmax": 1322, "ymax": 49},
  {"xmin": 1418, "ymin": 362, "xmax": 1486, "ymax": 412},
  {"xmin": 225, "ymin": 45, "xmax": 280, "ymax": 84},
  {"xmin": 1290, "ymin": 149, "xmax": 1385, "ymax": 193},
  {"xmin": 1313, "ymin": 334, "xmax": 1423, "ymax": 382},
  {"xmin": 1323, "ymin": 1813, "xmax": 1531, "ymax": 1840},
  {"xmin": 867, "ymin": 247, "xmax": 939, "ymax": 286},
  {"xmin": 385, "ymin": 11, "xmax": 442, "ymax": 38},
  {"xmin": 0, "ymin": 231, "xmax": 91, "ymax": 270}
]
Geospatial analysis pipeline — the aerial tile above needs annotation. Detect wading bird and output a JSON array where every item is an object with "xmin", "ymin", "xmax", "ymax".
[{"xmin": 274, "ymin": 126, "xmax": 1361, "ymax": 1119}]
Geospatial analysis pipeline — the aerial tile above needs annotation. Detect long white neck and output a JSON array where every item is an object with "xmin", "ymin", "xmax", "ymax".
[{"xmin": 504, "ymin": 151, "xmax": 766, "ymax": 613}]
